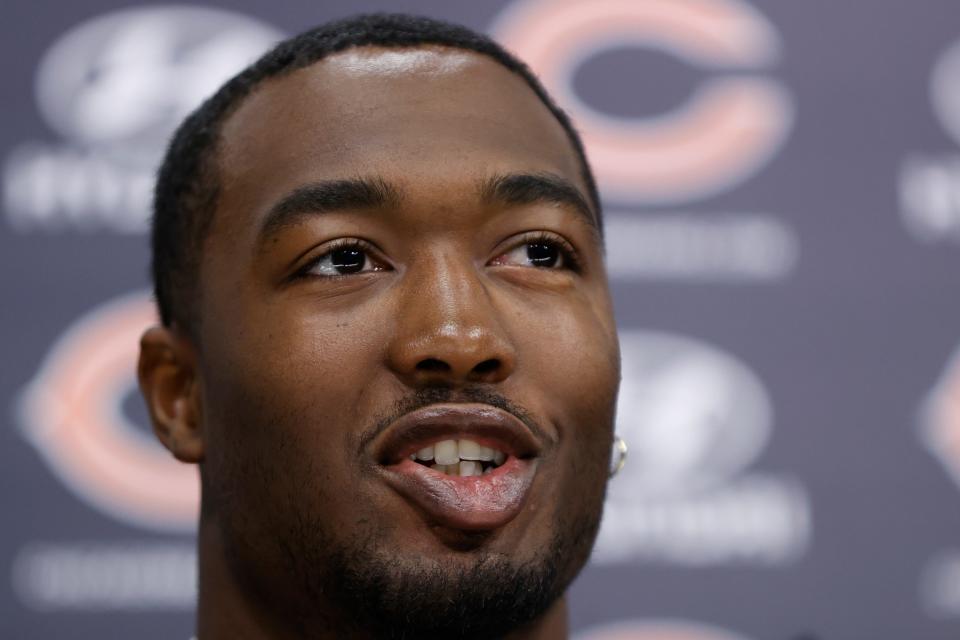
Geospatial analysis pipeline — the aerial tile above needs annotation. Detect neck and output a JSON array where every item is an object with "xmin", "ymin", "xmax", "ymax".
[
  {"xmin": 196, "ymin": 517, "xmax": 289, "ymax": 639},
  {"xmin": 195, "ymin": 517, "xmax": 569, "ymax": 640}
]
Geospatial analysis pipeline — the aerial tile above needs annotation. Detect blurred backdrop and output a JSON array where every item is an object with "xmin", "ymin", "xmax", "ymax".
[{"xmin": 2, "ymin": 0, "xmax": 959, "ymax": 638}]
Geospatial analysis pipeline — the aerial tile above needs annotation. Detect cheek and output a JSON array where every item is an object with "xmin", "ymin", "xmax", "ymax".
[
  {"xmin": 205, "ymin": 302, "xmax": 384, "ymax": 414},
  {"xmin": 517, "ymin": 295, "xmax": 620, "ymax": 425},
  {"xmin": 197, "ymin": 306, "xmax": 388, "ymax": 510},
  {"xmin": 510, "ymin": 293, "xmax": 620, "ymax": 491},
  {"xmin": 521, "ymin": 300, "xmax": 617, "ymax": 573}
]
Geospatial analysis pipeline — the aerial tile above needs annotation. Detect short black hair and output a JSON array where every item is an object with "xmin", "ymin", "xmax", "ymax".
[{"xmin": 152, "ymin": 12, "xmax": 601, "ymax": 331}]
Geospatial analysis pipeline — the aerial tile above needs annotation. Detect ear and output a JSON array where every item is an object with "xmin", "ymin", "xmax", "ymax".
[{"xmin": 137, "ymin": 325, "xmax": 204, "ymax": 463}]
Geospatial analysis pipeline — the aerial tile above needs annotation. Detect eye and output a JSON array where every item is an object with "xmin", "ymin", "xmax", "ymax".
[
  {"xmin": 299, "ymin": 241, "xmax": 387, "ymax": 278},
  {"xmin": 489, "ymin": 233, "xmax": 579, "ymax": 271}
]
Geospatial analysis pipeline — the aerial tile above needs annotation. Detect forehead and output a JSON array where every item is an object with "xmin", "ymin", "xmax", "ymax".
[{"xmin": 214, "ymin": 45, "xmax": 585, "ymax": 229}]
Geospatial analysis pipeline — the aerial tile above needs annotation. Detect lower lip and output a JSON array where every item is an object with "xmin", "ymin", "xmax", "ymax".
[{"xmin": 380, "ymin": 457, "xmax": 536, "ymax": 531}]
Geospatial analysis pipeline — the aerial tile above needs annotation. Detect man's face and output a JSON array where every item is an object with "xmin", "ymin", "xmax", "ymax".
[{"xmin": 195, "ymin": 46, "xmax": 619, "ymax": 636}]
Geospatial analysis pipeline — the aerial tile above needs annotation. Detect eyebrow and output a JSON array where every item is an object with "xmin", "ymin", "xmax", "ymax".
[
  {"xmin": 258, "ymin": 176, "xmax": 402, "ymax": 242},
  {"xmin": 257, "ymin": 171, "xmax": 599, "ymax": 246},
  {"xmin": 479, "ymin": 172, "xmax": 599, "ymax": 235}
]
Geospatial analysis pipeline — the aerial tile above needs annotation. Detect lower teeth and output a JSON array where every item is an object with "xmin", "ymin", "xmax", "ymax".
[{"xmin": 427, "ymin": 460, "xmax": 496, "ymax": 477}]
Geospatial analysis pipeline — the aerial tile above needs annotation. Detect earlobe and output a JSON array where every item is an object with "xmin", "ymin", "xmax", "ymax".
[{"xmin": 137, "ymin": 325, "xmax": 205, "ymax": 464}]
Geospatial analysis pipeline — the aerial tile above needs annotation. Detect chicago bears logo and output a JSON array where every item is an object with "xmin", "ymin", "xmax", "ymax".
[
  {"xmin": 17, "ymin": 291, "xmax": 198, "ymax": 532},
  {"xmin": 920, "ymin": 345, "xmax": 960, "ymax": 491},
  {"xmin": 491, "ymin": 0, "xmax": 793, "ymax": 204},
  {"xmin": 917, "ymin": 346, "xmax": 960, "ymax": 618},
  {"xmin": 576, "ymin": 619, "xmax": 753, "ymax": 640}
]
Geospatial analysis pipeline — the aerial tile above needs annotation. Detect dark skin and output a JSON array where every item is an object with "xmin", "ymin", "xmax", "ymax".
[{"xmin": 139, "ymin": 46, "xmax": 620, "ymax": 639}]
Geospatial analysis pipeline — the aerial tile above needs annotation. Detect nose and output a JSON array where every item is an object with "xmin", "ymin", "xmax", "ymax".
[{"xmin": 387, "ymin": 253, "xmax": 516, "ymax": 388}]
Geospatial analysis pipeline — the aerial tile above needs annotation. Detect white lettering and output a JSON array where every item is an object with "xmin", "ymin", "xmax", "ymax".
[
  {"xmin": 605, "ymin": 213, "xmax": 799, "ymax": 281},
  {"xmin": 593, "ymin": 475, "xmax": 810, "ymax": 566},
  {"xmin": 4, "ymin": 145, "xmax": 153, "ymax": 233},
  {"xmin": 11, "ymin": 543, "xmax": 196, "ymax": 611}
]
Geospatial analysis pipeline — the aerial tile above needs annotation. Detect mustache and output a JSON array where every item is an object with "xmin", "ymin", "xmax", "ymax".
[{"xmin": 359, "ymin": 386, "xmax": 552, "ymax": 452}]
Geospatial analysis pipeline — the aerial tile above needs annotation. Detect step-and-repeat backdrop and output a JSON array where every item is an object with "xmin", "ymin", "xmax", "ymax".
[{"xmin": 2, "ymin": 0, "xmax": 959, "ymax": 638}]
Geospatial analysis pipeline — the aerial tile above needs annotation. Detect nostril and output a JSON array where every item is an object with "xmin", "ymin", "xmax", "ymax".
[
  {"xmin": 416, "ymin": 358, "xmax": 450, "ymax": 373},
  {"xmin": 472, "ymin": 359, "xmax": 500, "ymax": 376}
]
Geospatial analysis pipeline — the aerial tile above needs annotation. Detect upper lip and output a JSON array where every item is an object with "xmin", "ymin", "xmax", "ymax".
[{"xmin": 373, "ymin": 403, "xmax": 542, "ymax": 465}]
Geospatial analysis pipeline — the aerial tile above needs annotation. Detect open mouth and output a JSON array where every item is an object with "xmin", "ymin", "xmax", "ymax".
[
  {"xmin": 408, "ymin": 438, "xmax": 508, "ymax": 476},
  {"xmin": 374, "ymin": 403, "xmax": 542, "ymax": 531}
]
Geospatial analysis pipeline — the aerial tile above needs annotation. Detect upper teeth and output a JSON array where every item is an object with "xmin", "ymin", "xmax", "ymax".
[{"xmin": 411, "ymin": 438, "xmax": 507, "ymax": 473}]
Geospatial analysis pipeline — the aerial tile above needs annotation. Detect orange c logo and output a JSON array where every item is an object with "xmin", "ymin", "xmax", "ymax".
[
  {"xmin": 492, "ymin": 0, "xmax": 793, "ymax": 204},
  {"xmin": 18, "ymin": 291, "xmax": 199, "ymax": 532},
  {"xmin": 922, "ymin": 346, "xmax": 960, "ymax": 493}
]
